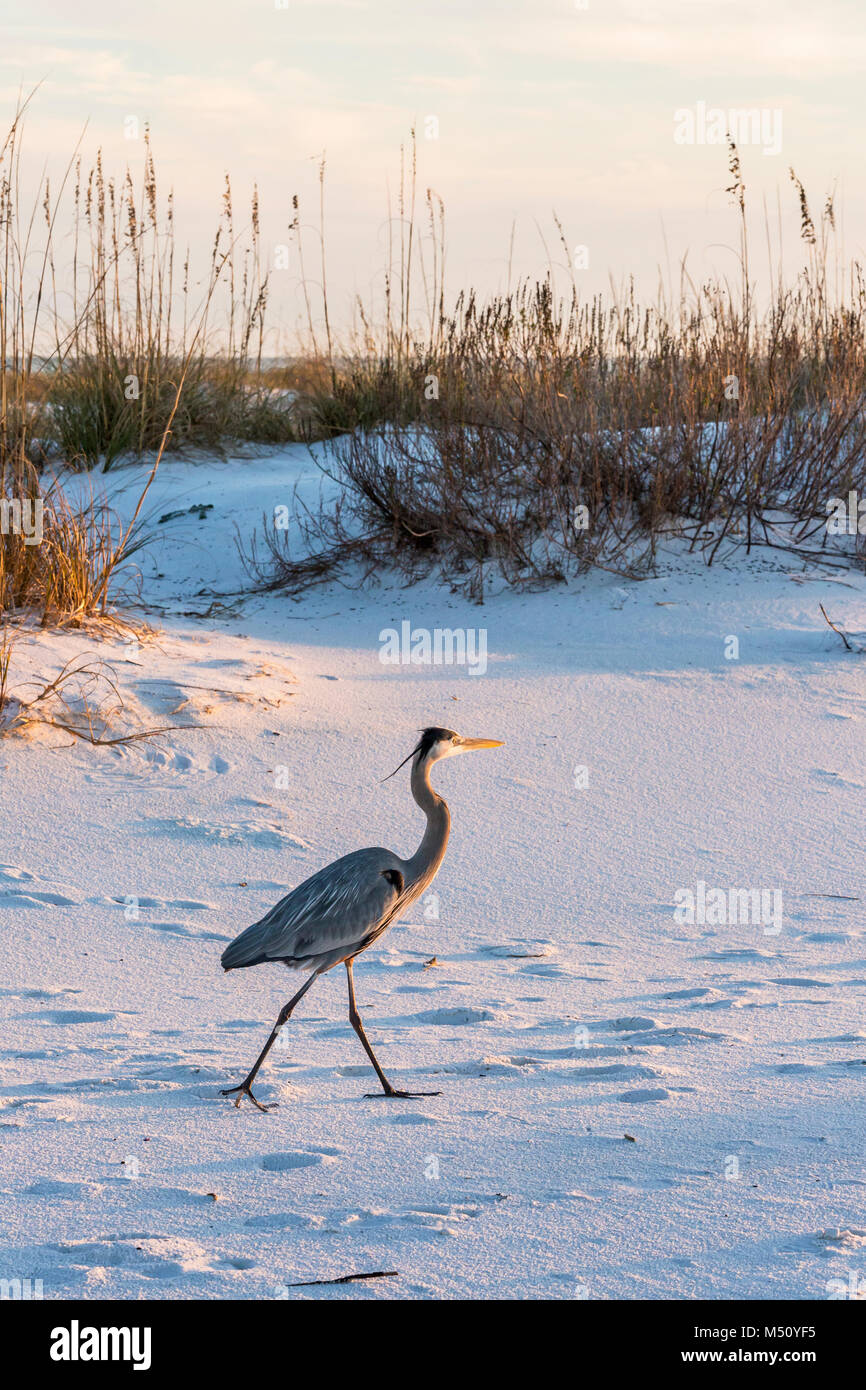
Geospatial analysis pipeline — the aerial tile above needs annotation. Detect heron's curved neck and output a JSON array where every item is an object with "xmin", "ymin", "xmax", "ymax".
[{"xmin": 405, "ymin": 756, "xmax": 450, "ymax": 889}]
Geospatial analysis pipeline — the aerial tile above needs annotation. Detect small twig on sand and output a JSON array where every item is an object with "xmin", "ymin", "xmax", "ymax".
[
  {"xmin": 286, "ymin": 1270, "xmax": 398, "ymax": 1289},
  {"xmin": 44, "ymin": 720, "xmax": 180, "ymax": 747},
  {"xmin": 803, "ymin": 892, "xmax": 861, "ymax": 901},
  {"xmin": 819, "ymin": 603, "xmax": 858, "ymax": 652}
]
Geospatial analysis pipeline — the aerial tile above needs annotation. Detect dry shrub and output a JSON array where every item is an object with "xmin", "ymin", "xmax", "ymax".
[
  {"xmin": 0, "ymin": 635, "xmax": 171, "ymax": 743},
  {"xmin": 248, "ymin": 199, "xmax": 866, "ymax": 595}
]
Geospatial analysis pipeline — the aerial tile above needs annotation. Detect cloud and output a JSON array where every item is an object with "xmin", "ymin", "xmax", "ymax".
[
  {"xmin": 0, "ymin": 44, "xmax": 151, "ymax": 98},
  {"xmin": 0, "ymin": 0, "xmax": 860, "ymax": 327}
]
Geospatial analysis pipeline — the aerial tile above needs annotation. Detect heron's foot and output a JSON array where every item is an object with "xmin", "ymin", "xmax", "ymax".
[
  {"xmin": 364, "ymin": 1088, "xmax": 442, "ymax": 1100},
  {"xmin": 220, "ymin": 1081, "xmax": 275, "ymax": 1113}
]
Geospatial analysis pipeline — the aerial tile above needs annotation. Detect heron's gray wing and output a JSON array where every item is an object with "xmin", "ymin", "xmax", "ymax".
[{"xmin": 221, "ymin": 848, "xmax": 404, "ymax": 971}]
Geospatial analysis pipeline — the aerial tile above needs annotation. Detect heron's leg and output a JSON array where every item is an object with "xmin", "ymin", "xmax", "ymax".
[
  {"xmin": 346, "ymin": 959, "xmax": 441, "ymax": 1100},
  {"xmin": 221, "ymin": 971, "xmax": 318, "ymax": 1112}
]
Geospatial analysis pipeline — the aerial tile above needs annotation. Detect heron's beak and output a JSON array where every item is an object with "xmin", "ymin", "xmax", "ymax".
[{"xmin": 458, "ymin": 737, "xmax": 504, "ymax": 752}]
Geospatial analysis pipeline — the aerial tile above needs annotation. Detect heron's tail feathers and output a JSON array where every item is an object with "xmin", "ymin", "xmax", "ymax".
[{"xmin": 221, "ymin": 922, "xmax": 272, "ymax": 971}]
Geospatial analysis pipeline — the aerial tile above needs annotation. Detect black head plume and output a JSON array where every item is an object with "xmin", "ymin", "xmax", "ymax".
[{"xmin": 381, "ymin": 726, "xmax": 458, "ymax": 782}]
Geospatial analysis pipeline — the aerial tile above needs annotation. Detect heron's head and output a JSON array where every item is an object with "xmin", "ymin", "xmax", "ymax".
[{"xmin": 385, "ymin": 726, "xmax": 503, "ymax": 780}]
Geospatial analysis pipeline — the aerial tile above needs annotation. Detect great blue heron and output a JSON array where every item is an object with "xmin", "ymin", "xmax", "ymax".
[{"xmin": 220, "ymin": 726, "xmax": 502, "ymax": 1111}]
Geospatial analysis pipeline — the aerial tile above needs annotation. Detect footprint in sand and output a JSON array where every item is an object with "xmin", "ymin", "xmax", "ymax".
[
  {"xmin": 697, "ymin": 947, "xmax": 775, "ymax": 961},
  {"xmin": 144, "ymin": 817, "xmax": 310, "ymax": 851},
  {"xmin": 792, "ymin": 1228, "xmax": 866, "ymax": 1259},
  {"xmin": 804, "ymin": 930, "xmax": 861, "ymax": 943},
  {"xmin": 623, "ymin": 1025, "xmax": 729, "ymax": 1047},
  {"xmin": 261, "ymin": 1149, "xmax": 341, "ymax": 1172},
  {"xmin": 30, "ymin": 1009, "xmax": 116, "ymax": 1026},
  {"xmin": 331, "ymin": 1205, "xmax": 479, "ymax": 1237},
  {"xmin": 574, "ymin": 1063, "xmax": 661, "ymax": 1083},
  {"xmin": 1, "ymin": 889, "xmax": 79, "ymax": 907},
  {"xmin": 147, "ymin": 921, "xmax": 230, "ymax": 942},
  {"xmin": 47, "ymin": 1236, "xmax": 216, "ymax": 1279},
  {"xmin": 607, "ymin": 1173, "xmax": 679, "ymax": 1190},
  {"xmin": 91, "ymin": 894, "xmax": 216, "ymax": 912},
  {"xmin": 410, "ymin": 1007, "xmax": 497, "ymax": 1026},
  {"xmin": 619, "ymin": 1087, "xmax": 671, "ymax": 1102},
  {"xmin": 127, "ymin": 1187, "xmax": 220, "ymax": 1209},
  {"xmin": 662, "ymin": 987, "xmax": 713, "ymax": 1000},
  {"xmin": 25, "ymin": 1178, "xmax": 104, "ymax": 1199},
  {"xmin": 132, "ymin": 1062, "xmax": 224, "ymax": 1083},
  {"xmin": 772, "ymin": 976, "xmax": 833, "ymax": 988},
  {"xmin": 0, "ymin": 986, "xmax": 81, "ymax": 1001},
  {"xmin": 811, "ymin": 768, "xmax": 864, "ymax": 790},
  {"xmin": 0, "ymin": 864, "xmax": 80, "ymax": 908},
  {"xmin": 245, "ymin": 1212, "xmax": 323, "ymax": 1230}
]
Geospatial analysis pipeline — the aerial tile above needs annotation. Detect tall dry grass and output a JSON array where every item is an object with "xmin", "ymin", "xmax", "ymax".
[
  {"xmin": 247, "ymin": 140, "xmax": 866, "ymax": 596},
  {"xmin": 42, "ymin": 129, "xmax": 292, "ymax": 467},
  {"xmin": 3, "ymin": 99, "xmax": 865, "ymax": 617},
  {"xmin": 1, "ymin": 96, "xmax": 262, "ymax": 624}
]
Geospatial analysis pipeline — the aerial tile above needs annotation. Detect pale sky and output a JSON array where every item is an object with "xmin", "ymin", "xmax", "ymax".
[{"xmin": 2, "ymin": 0, "xmax": 863, "ymax": 345}]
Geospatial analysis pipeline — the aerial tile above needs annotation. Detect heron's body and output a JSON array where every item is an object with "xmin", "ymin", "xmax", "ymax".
[
  {"xmin": 222, "ymin": 848, "xmax": 409, "ymax": 974},
  {"xmin": 219, "ymin": 726, "xmax": 500, "ymax": 1110}
]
